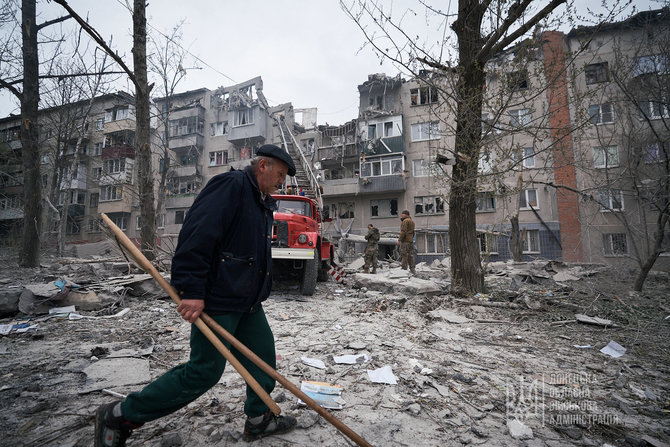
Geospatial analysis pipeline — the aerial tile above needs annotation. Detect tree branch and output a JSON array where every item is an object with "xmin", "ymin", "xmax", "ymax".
[
  {"xmin": 52, "ymin": 0, "xmax": 140, "ymax": 91},
  {"xmin": 477, "ymin": 0, "xmax": 566, "ymax": 63},
  {"xmin": 36, "ymin": 15, "xmax": 71, "ymax": 31},
  {"xmin": 0, "ymin": 78, "xmax": 21, "ymax": 98}
]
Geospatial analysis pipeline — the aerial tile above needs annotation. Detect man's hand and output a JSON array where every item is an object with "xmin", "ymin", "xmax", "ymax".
[{"xmin": 177, "ymin": 299, "xmax": 205, "ymax": 323}]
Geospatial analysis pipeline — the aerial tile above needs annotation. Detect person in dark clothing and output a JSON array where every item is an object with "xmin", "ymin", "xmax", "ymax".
[
  {"xmin": 397, "ymin": 210, "xmax": 416, "ymax": 274},
  {"xmin": 94, "ymin": 144, "xmax": 298, "ymax": 446},
  {"xmin": 363, "ymin": 224, "xmax": 380, "ymax": 273}
]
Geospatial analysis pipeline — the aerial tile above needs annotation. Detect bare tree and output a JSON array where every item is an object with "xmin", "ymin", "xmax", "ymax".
[
  {"xmin": 147, "ymin": 21, "xmax": 195, "ymax": 246},
  {"xmin": 342, "ymin": 1, "xmax": 576, "ymax": 293},
  {"xmin": 54, "ymin": 0, "xmax": 156, "ymax": 260},
  {"xmin": 0, "ymin": 0, "xmax": 71, "ymax": 266}
]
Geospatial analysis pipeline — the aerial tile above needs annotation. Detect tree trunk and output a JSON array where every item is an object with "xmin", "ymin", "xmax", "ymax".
[
  {"xmin": 510, "ymin": 215, "xmax": 523, "ymax": 262},
  {"xmin": 133, "ymin": 0, "xmax": 156, "ymax": 260},
  {"xmin": 449, "ymin": 0, "xmax": 486, "ymax": 294},
  {"xmin": 633, "ymin": 214, "xmax": 668, "ymax": 291},
  {"xmin": 19, "ymin": 0, "xmax": 41, "ymax": 267}
]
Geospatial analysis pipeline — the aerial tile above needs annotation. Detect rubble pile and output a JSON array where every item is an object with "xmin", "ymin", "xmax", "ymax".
[{"xmin": 0, "ymin": 256, "xmax": 668, "ymax": 446}]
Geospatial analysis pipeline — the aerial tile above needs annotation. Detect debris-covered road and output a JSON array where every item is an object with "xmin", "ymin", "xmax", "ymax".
[{"xmin": 0, "ymin": 257, "xmax": 668, "ymax": 446}]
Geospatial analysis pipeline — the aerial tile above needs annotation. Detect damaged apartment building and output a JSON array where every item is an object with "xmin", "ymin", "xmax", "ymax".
[
  {"xmin": 1, "ymin": 10, "xmax": 667, "ymax": 271},
  {"xmin": 315, "ymin": 9, "xmax": 669, "ymax": 270}
]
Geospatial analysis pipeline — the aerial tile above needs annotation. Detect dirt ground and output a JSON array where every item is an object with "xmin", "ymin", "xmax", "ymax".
[{"xmin": 0, "ymin": 257, "xmax": 668, "ymax": 447}]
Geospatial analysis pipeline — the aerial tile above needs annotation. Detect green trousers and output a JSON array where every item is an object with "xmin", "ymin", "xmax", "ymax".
[{"xmin": 121, "ymin": 307, "xmax": 276, "ymax": 422}]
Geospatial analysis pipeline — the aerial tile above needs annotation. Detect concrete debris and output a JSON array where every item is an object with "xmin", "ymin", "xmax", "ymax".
[
  {"xmin": 507, "ymin": 419, "xmax": 533, "ymax": 440},
  {"xmin": 0, "ymin": 254, "xmax": 667, "ymax": 446}
]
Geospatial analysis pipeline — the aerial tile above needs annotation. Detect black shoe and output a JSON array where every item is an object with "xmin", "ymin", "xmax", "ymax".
[
  {"xmin": 243, "ymin": 411, "xmax": 296, "ymax": 441},
  {"xmin": 94, "ymin": 402, "xmax": 142, "ymax": 447}
]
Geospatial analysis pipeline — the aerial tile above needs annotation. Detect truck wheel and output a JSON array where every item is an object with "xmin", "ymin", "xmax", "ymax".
[
  {"xmin": 317, "ymin": 260, "xmax": 329, "ymax": 282},
  {"xmin": 300, "ymin": 250, "xmax": 318, "ymax": 296},
  {"xmin": 317, "ymin": 251, "xmax": 331, "ymax": 282}
]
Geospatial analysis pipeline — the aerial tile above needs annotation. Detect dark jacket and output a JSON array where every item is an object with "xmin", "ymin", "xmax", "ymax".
[
  {"xmin": 171, "ymin": 166, "xmax": 276, "ymax": 314},
  {"xmin": 365, "ymin": 226, "xmax": 380, "ymax": 248}
]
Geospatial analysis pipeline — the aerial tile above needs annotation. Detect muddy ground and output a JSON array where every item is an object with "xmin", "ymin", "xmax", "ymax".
[{"xmin": 0, "ymin": 256, "xmax": 668, "ymax": 447}]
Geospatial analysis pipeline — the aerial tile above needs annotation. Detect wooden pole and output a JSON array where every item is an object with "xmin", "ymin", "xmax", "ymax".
[{"xmin": 100, "ymin": 213, "xmax": 281, "ymax": 415}]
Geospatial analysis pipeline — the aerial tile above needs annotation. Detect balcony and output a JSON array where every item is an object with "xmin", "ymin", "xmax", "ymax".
[
  {"xmin": 318, "ymin": 144, "xmax": 359, "ymax": 162},
  {"xmin": 102, "ymin": 118, "xmax": 135, "ymax": 134},
  {"xmin": 97, "ymin": 199, "xmax": 132, "ymax": 215},
  {"xmin": 321, "ymin": 178, "xmax": 359, "ymax": 197},
  {"xmin": 362, "ymin": 135, "xmax": 404, "ymax": 157},
  {"xmin": 102, "ymin": 144, "xmax": 135, "ymax": 160},
  {"xmin": 166, "ymin": 194, "xmax": 196, "ymax": 209},
  {"xmin": 359, "ymin": 174, "xmax": 406, "ymax": 193},
  {"xmin": 227, "ymin": 108, "xmax": 267, "ymax": 142},
  {"xmin": 173, "ymin": 165, "xmax": 198, "ymax": 177},
  {"xmin": 0, "ymin": 208, "xmax": 23, "ymax": 221},
  {"xmin": 169, "ymin": 133, "xmax": 204, "ymax": 151}
]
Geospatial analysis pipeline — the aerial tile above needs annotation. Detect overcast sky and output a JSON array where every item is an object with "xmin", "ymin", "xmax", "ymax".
[{"xmin": 0, "ymin": 0, "xmax": 660, "ymax": 125}]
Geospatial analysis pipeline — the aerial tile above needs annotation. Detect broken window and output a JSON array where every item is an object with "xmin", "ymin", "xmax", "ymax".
[
  {"xmin": 103, "ymin": 158, "xmax": 126, "ymax": 174},
  {"xmin": 410, "ymin": 87, "xmax": 438, "ymax": 106},
  {"xmin": 169, "ymin": 116, "xmax": 205, "ymax": 137},
  {"xmin": 175, "ymin": 210, "xmax": 186, "ymax": 225},
  {"xmin": 477, "ymin": 233, "xmax": 499, "ymax": 254},
  {"xmin": 585, "ymin": 62, "xmax": 609, "ymax": 84},
  {"xmin": 370, "ymin": 198, "xmax": 398, "ymax": 217},
  {"xmin": 507, "ymin": 70, "xmax": 529, "ymax": 91},
  {"xmin": 384, "ymin": 122, "xmax": 393, "ymax": 137},
  {"xmin": 414, "ymin": 196, "xmax": 444, "ymax": 215},
  {"xmin": 210, "ymin": 121, "xmax": 228, "ymax": 136},
  {"xmin": 209, "ymin": 150, "xmax": 228, "ymax": 166},
  {"xmin": 361, "ymin": 155, "xmax": 404, "ymax": 177},
  {"xmin": 476, "ymin": 192, "xmax": 496, "ymax": 212}
]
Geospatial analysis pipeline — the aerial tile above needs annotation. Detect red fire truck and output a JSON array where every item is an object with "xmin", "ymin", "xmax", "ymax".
[{"xmin": 271, "ymin": 194, "xmax": 334, "ymax": 295}]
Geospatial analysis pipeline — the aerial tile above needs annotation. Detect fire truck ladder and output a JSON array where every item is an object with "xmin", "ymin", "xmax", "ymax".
[{"xmin": 275, "ymin": 116, "xmax": 323, "ymax": 209}]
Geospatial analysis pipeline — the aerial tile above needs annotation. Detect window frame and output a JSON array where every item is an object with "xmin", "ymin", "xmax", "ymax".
[
  {"xmin": 598, "ymin": 189, "xmax": 624, "ymax": 212},
  {"xmin": 593, "ymin": 146, "xmax": 619, "ymax": 168},
  {"xmin": 519, "ymin": 189, "xmax": 538, "ymax": 210},
  {"xmin": 522, "ymin": 229, "xmax": 540, "ymax": 253},
  {"xmin": 410, "ymin": 121, "xmax": 440, "ymax": 142},
  {"xmin": 603, "ymin": 233, "xmax": 628, "ymax": 256},
  {"xmin": 509, "ymin": 108, "xmax": 531, "ymax": 127},
  {"xmin": 588, "ymin": 103, "xmax": 615, "ymax": 124},
  {"xmin": 585, "ymin": 62, "xmax": 610, "ymax": 84},
  {"xmin": 476, "ymin": 192, "xmax": 496, "ymax": 212},
  {"xmin": 414, "ymin": 195, "xmax": 445, "ymax": 216},
  {"xmin": 370, "ymin": 198, "xmax": 399, "ymax": 218}
]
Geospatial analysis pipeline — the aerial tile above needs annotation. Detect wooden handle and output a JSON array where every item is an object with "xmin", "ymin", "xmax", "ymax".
[
  {"xmin": 200, "ymin": 313, "xmax": 373, "ymax": 447},
  {"xmin": 100, "ymin": 213, "xmax": 281, "ymax": 415}
]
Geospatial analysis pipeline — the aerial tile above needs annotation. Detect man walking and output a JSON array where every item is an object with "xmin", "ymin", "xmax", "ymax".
[
  {"xmin": 397, "ymin": 210, "xmax": 416, "ymax": 274},
  {"xmin": 94, "ymin": 145, "xmax": 298, "ymax": 445},
  {"xmin": 363, "ymin": 223, "xmax": 380, "ymax": 273}
]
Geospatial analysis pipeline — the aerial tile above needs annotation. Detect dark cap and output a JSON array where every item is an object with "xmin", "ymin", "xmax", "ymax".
[
  {"xmin": 401, "ymin": 210, "xmax": 410, "ymax": 216},
  {"xmin": 257, "ymin": 144, "xmax": 296, "ymax": 176}
]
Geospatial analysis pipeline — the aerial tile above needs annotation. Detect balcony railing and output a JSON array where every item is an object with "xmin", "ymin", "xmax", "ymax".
[{"xmin": 318, "ymin": 144, "xmax": 359, "ymax": 161}]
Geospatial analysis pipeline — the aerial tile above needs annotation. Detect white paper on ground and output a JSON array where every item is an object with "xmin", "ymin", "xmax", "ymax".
[
  {"xmin": 367, "ymin": 365, "xmax": 397, "ymax": 384},
  {"xmin": 301, "ymin": 356, "xmax": 326, "ymax": 369},
  {"xmin": 333, "ymin": 353, "xmax": 370, "ymax": 364},
  {"xmin": 600, "ymin": 340, "xmax": 626, "ymax": 358}
]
